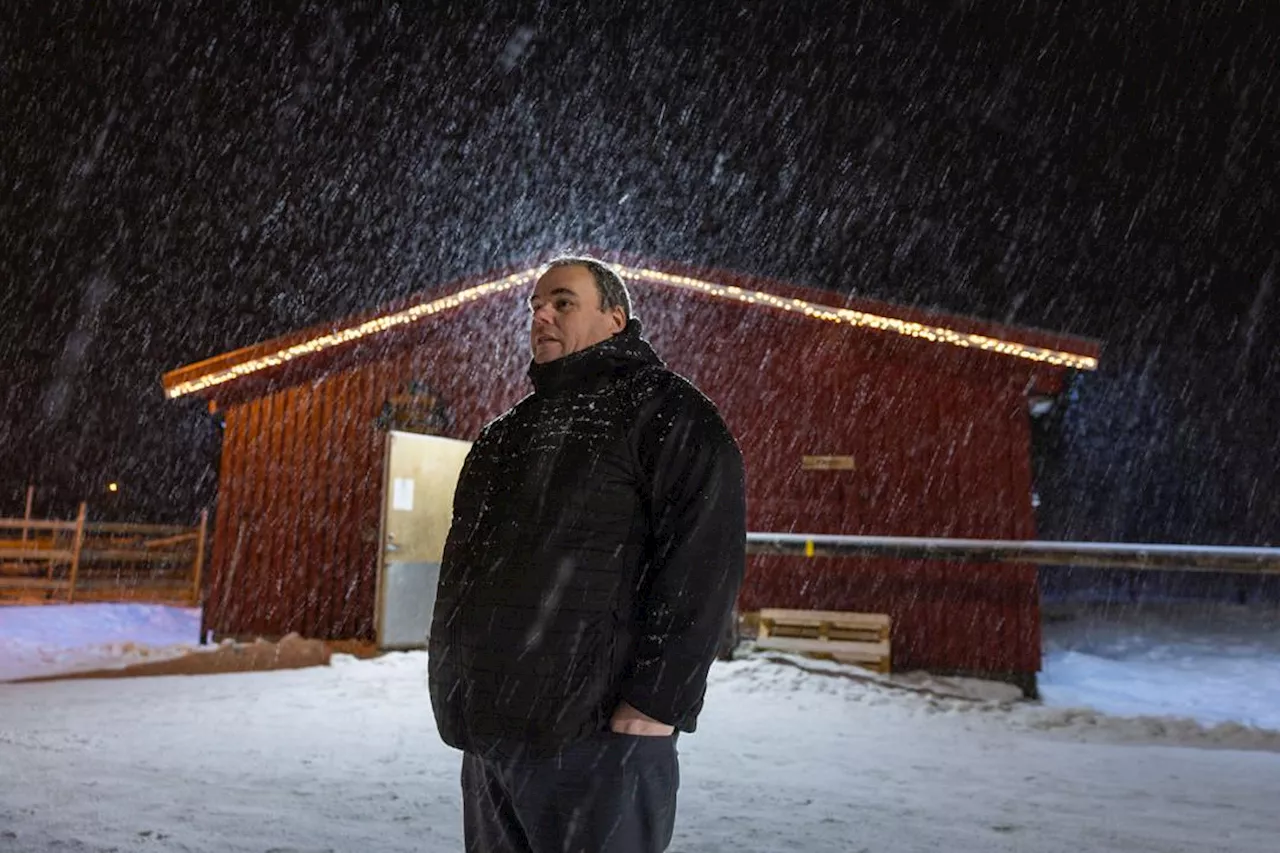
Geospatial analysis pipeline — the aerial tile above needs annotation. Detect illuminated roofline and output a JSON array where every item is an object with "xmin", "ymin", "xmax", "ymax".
[
  {"xmin": 616, "ymin": 266, "xmax": 1099, "ymax": 372},
  {"xmin": 164, "ymin": 264, "xmax": 1099, "ymax": 399},
  {"xmin": 164, "ymin": 269, "xmax": 542, "ymax": 399}
]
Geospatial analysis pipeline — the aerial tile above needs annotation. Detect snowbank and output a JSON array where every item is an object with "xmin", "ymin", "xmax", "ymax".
[
  {"xmin": 1041, "ymin": 602, "xmax": 1280, "ymax": 730},
  {"xmin": 0, "ymin": 603, "xmax": 201, "ymax": 682},
  {"xmin": 0, "ymin": 604, "xmax": 334, "ymax": 683}
]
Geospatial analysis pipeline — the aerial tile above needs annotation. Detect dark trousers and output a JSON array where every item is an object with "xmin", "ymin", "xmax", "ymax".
[{"xmin": 461, "ymin": 731, "xmax": 680, "ymax": 853}]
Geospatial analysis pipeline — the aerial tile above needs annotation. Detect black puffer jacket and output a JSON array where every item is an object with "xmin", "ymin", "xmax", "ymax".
[{"xmin": 428, "ymin": 320, "xmax": 746, "ymax": 756}]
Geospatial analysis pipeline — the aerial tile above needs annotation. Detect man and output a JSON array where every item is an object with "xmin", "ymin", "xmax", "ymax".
[{"xmin": 428, "ymin": 256, "xmax": 746, "ymax": 852}]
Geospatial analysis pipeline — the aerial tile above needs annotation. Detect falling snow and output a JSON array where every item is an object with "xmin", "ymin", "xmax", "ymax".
[
  {"xmin": 1, "ymin": 4, "xmax": 1276, "ymax": 542},
  {"xmin": 2, "ymin": 5, "xmax": 1278, "ymax": 849}
]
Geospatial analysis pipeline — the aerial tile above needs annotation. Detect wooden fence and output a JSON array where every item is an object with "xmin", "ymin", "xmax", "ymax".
[{"xmin": 0, "ymin": 505, "xmax": 208, "ymax": 606}]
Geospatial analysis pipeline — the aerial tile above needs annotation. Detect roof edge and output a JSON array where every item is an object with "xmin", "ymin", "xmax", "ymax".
[{"xmin": 162, "ymin": 257, "xmax": 1101, "ymax": 401}]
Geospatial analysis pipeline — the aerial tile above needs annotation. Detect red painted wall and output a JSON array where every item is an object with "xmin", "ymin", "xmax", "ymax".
[
  {"xmin": 640, "ymin": 284, "xmax": 1044, "ymax": 674},
  {"xmin": 203, "ymin": 278, "xmax": 1063, "ymax": 675}
]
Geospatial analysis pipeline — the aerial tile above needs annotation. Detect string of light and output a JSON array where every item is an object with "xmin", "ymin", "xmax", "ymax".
[
  {"xmin": 165, "ymin": 264, "xmax": 1098, "ymax": 399},
  {"xmin": 616, "ymin": 266, "xmax": 1099, "ymax": 372},
  {"xmin": 164, "ymin": 270, "xmax": 541, "ymax": 398}
]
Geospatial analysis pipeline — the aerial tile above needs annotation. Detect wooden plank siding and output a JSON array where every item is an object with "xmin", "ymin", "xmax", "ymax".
[
  {"xmin": 647, "ymin": 291, "xmax": 1048, "ymax": 676},
  {"xmin": 197, "ymin": 273, "xmax": 1085, "ymax": 677}
]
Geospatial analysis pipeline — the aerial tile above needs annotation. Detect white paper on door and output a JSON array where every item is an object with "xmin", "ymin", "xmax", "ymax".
[{"xmin": 392, "ymin": 477, "xmax": 415, "ymax": 511}]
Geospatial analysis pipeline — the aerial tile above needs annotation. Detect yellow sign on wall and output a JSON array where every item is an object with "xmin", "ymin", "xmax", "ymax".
[{"xmin": 801, "ymin": 455, "xmax": 856, "ymax": 471}]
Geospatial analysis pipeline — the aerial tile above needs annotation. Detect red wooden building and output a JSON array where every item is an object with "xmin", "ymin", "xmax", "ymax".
[{"xmin": 162, "ymin": 259, "xmax": 1100, "ymax": 688}]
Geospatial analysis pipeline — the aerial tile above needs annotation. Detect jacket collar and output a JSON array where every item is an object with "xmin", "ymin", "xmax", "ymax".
[{"xmin": 527, "ymin": 319, "xmax": 662, "ymax": 396}]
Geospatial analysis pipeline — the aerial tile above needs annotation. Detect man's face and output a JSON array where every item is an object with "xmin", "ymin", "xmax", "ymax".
[{"xmin": 528, "ymin": 265, "xmax": 626, "ymax": 363}]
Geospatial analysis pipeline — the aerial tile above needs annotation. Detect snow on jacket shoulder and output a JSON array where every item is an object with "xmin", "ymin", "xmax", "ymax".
[{"xmin": 427, "ymin": 321, "xmax": 746, "ymax": 756}]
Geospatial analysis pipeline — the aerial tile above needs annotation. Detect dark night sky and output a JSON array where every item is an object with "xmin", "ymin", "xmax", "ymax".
[{"xmin": 1, "ymin": 1, "xmax": 1276, "ymax": 544}]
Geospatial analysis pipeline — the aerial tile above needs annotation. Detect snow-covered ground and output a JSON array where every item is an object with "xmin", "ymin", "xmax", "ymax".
[
  {"xmin": 2, "ymin": 603, "xmax": 1279, "ymax": 852},
  {"xmin": 0, "ymin": 602, "xmax": 202, "ymax": 682},
  {"xmin": 5, "ymin": 602, "xmax": 1279, "ymax": 730},
  {"xmin": 1040, "ymin": 603, "xmax": 1280, "ymax": 731}
]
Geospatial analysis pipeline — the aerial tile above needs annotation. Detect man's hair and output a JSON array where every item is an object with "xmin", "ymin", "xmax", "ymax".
[{"xmin": 544, "ymin": 256, "xmax": 632, "ymax": 319}]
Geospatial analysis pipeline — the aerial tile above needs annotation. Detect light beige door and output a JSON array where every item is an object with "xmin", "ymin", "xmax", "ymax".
[{"xmin": 375, "ymin": 431, "xmax": 473, "ymax": 649}]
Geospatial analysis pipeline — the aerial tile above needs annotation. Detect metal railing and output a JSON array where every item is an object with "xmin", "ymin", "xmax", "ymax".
[{"xmin": 745, "ymin": 533, "xmax": 1280, "ymax": 575}]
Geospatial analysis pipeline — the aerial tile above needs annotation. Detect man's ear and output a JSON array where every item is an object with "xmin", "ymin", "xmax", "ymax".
[{"xmin": 609, "ymin": 306, "xmax": 626, "ymax": 333}]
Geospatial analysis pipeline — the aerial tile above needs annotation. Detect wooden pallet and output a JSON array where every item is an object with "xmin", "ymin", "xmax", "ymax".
[{"xmin": 753, "ymin": 608, "xmax": 892, "ymax": 673}]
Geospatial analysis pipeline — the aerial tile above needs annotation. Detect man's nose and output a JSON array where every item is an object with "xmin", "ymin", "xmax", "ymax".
[{"xmin": 532, "ymin": 304, "xmax": 556, "ymax": 324}]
